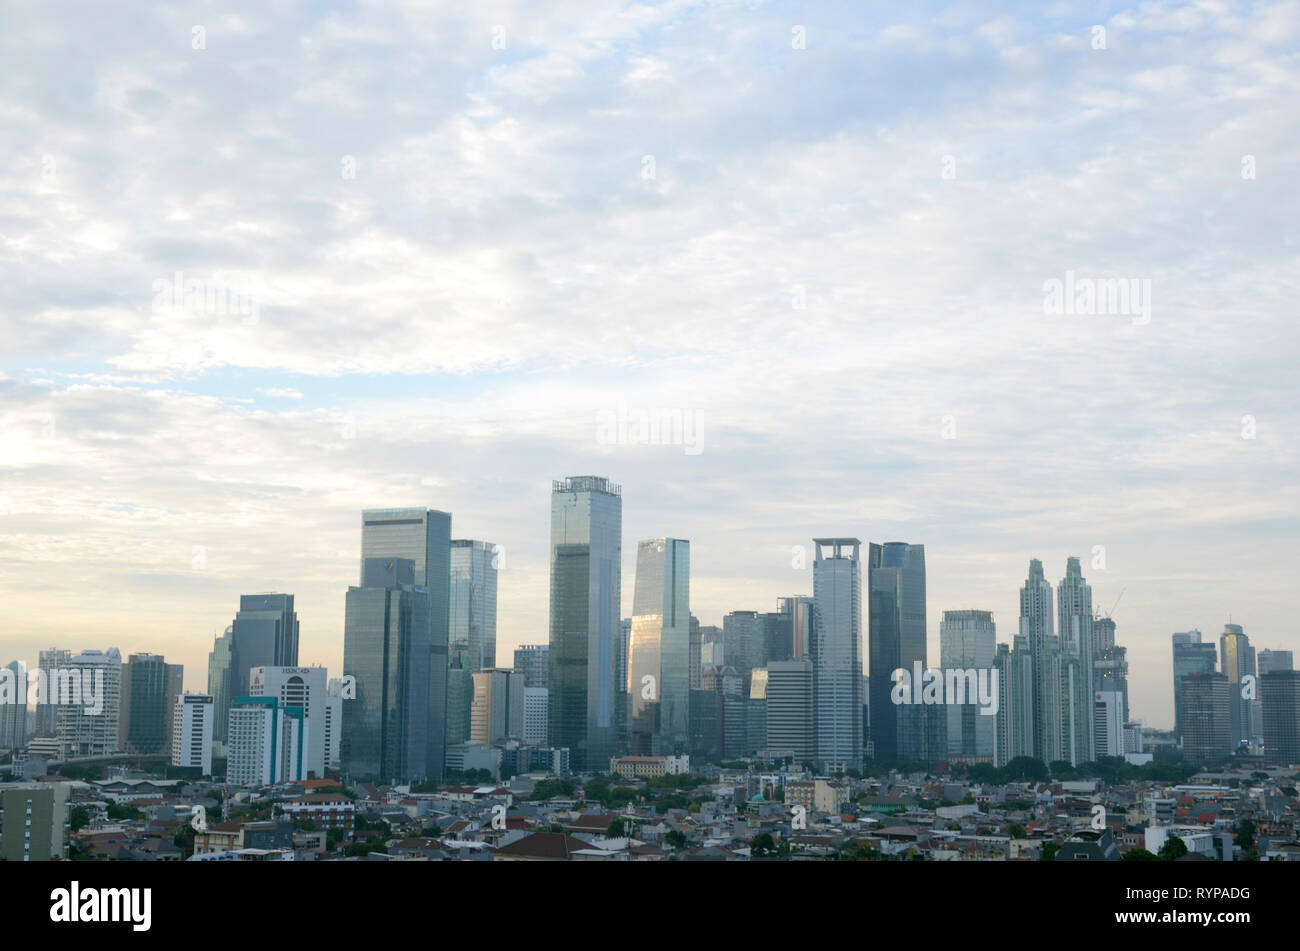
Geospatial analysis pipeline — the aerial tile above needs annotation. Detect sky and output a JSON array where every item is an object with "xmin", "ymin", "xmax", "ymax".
[{"xmin": 2, "ymin": 0, "xmax": 1298, "ymax": 732}]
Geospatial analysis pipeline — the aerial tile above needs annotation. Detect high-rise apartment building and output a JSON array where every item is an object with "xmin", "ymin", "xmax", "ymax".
[
  {"xmin": 940, "ymin": 610, "xmax": 996, "ymax": 762},
  {"xmin": 0, "ymin": 661, "xmax": 28, "ymax": 750},
  {"xmin": 548, "ymin": 476, "xmax": 622, "ymax": 771},
  {"xmin": 1019, "ymin": 560, "xmax": 1058, "ymax": 764},
  {"xmin": 994, "ymin": 637, "xmax": 1034, "ymax": 767},
  {"xmin": 1057, "ymin": 557, "xmax": 1095, "ymax": 765},
  {"xmin": 171, "ymin": 693, "xmax": 214, "ymax": 773},
  {"xmin": 55, "ymin": 649, "xmax": 122, "ymax": 757}
]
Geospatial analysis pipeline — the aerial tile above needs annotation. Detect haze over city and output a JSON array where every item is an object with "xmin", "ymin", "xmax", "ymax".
[{"xmin": 3, "ymin": 0, "xmax": 1298, "ymax": 733}]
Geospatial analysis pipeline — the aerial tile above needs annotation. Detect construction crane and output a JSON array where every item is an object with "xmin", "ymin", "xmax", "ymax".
[{"xmin": 1095, "ymin": 587, "xmax": 1126, "ymax": 621}]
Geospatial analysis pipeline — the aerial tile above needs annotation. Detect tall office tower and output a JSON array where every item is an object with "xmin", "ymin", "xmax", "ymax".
[
  {"xmin": 450, "ymin": 539, "xmax": 499, "ymax": 672},
  {"xmin": 1056, "ymin": 558, "xmax": 1094, "ymax": 765},
  {"xmin": 628, "ymin": 538, "xmax": 691, "ymax": 754},
  {"xmin": 778, "ymin": 596, "xmax": 815, "ymax": 660},
  {"xmin": 513, "ymin": 645, "xmax": 550, "ymax": 688},
  {"xmin": 323, "ymin": 679, "xmax": 344, "ymax": 769},
  {"xmin": 766, "ymin": 659, "xmax": 815, "ymax": 763},
  {"xmin": 56, "ymin": 649, "xmax": 122, "ymax": 757},
  {"xmin": 230, "ymin": 594, "xmax": 300, "ymax": 703},
  {"xmin": 207, "ymin": 628, "xmax": 234, "ymax": 743},
  {"xmin": 1179, "ymin": 672, "xmax": 1232, "ymax": 763},
  {"xmin": 747, "ymin": 669, "xmax": 769, "ymax": 753},
  {"xmin": 0, "ymin": 661, "xmax": 28, "ymax": 750},
  {"xmin": 1093, "ymin": 617, "xmax": 1117, "ymax": 652},
  {"xmin": 1095, "ymin": 646, "xmax": 1130, "ymax": 723},
  {"xmin": 1260, "ymin": 670, "xmax": 1300, "ymax": 763},
  {"xmin": 1094, "ymin": 691, "xmax": 1126, "ymax": 758},
  {"xmin": 698, "ymin": 625, "xmax": 723, "ymax": 671},
  {"xmin": 867, "ymin": 542, "xmax": 924, "ymax": 764},
  {"xmin": 547, "ymin": 476, "xmax": 622, "ymax": 772},
  {"xmin": 1019, "ymin": 560, "xmax": 1060, "ymax": 765},
  {"xmin": 689, "ymin": 616, "xmax": 703, "ymax": 691},
  {"xmin": 227, "ymin": 696, "xmax": 304, "ymax": 786},
  {"xmin": 171, "ymin": 693, "xmax": 214, "ymax": 774},
  {"xmin": 696, "ymin": 666, "xmax": 747, "ymax": 760},
  {"xmin": 341, "ymin": 558, "xmax": 432, "ymax": 782},
  {"xmin": 470, "ymin": 668, "xmax": 526, "ymax": 745},
  {"xmin": 994, "ymin": 637, "xmax": 1035, "ymax": 767},
  {"xmin": 445, "ymin": 658, "xmax": 472, "ymax": 747},
  {"xmin": 940, "ymin": 610, "xmax": 997, "ymax": 762},
  {"xmin": 1258, "ymin": 650, "xmax": 1294, "ymax": 676},
  {"xmin": 619, "ymin": 618, "xmax": 632, "ymax": 698},
  {"xmin": 250, "ymin": 666, "xmax": 330, "ymax": 779},
  {"xmin": 0, "ymin": 784, "xmax": 69, "ymax": 862},
  {"xmin": 360, "ymin": 508, "xmax": 452, "ymax": 779},
  {"xmin": 723, "ymin": 611, "xmax": 761, "ymax": 682},
  {"xmin": 523, "ymin": 687, "xmax": 549, "ymax": 745},
  {"xmin": 814, "ymin": 539, "xmax": 864, "ymax": 770},
  {"xmin": 121, "ymin": 653, "xmax": 170, "ymax": 755},
  {"xmin": 759, "ymin": 608, "xmax": 795, "ymax": 666},
  {"xmin": 35, "ymin": 648, "xmax": 70, "ymax": 737},
  {"xmin": 163, "ymin": 663, "xmax": 183, "ymax": 751},
  {"xmin": 1220, "ymin": 624, "xmax": 1255, "ymax": 749},
  {"xmin": 1172, "ymin": 631, "xmax": 1217, "ymax": 742}
]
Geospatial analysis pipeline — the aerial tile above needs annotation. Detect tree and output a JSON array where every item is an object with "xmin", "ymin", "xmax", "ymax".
[
  {"xmin": 1040, "ymin": 842, "xmax": 1059, "ymax": 861},
  {"xmin": 750, "ymin": 832, "xmax": 777, "ymax": 857},
  {"xmin": 1159, "ymin": 835, "xmax": 1188, "ymax": 861},
  {"xmin": 664, "ymin": 829, "xmax": 687, "ymax": 850},
  {"xmin": 607, "ymin": 818, "xmax": 627, "ymax": 839},
  {"xmin": 69, "ymin": 805, "xmax": 94, "ymax": 832},
  {"xmin": 1007, "ymin": 823, "xmax": 1027, "ymax": 840}
]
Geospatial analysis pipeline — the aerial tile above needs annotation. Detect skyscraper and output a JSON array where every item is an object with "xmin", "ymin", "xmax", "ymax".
[
  {"xmin": 940, "ymin": 610, "xmax": 996, "ymax": 762},
  {"xmin": 0, "ymin": 661, "xmax": 28, "ymax": 750},
  {"xmin": 868, "ymin": 542, "xmax": 924, "ymax": 763},
  {"xmin": 207, "ymin": 628, "xmax": 234, "ymax": 743},
  {"xmin": 1258, "ymin": 650, "xmax": 1294, "ymax": 676},
  {"xmin": 627, "ymin": 538, "xmax": 690, "ymax": 754},
  {"xmin": 249, "ymin": 666, "xmax": 331, "ymax": 779},
  {"xmin": 1260, "ymin": 670, "xmax": 1300, "ymax": 763},
  {"xmin": 1180, "ymin": 672, "xmax": 1232, "ymax": 763},
  {"xmin": 1172, "ymin": 630, "xmax": 1216, "ymax": 743},
  {"xmin": 341, "ymin": 557, "xmax": 432, "ymax": 782},
  {"xmin": 765, "ymin": 658, "xmax": 815, "ymax": 763},
  {"xmin": 121, "ymin": 653, "xmax": 170, "ymax": 755},
  {"xmin": 230, "ymin": 594, "xmax": 299, "ymax": 702},
  {"xmin": 35, "ymin": 648, "xmax": 70, "ymax": 738},
  {"xmin": 470, "ymin": 668, "xmax": 526, "ymax": 745},
  {"xmin": 1019, "ymin": 559, "xmax": 1058, "ymax": 764},
  {"xmin": 994, "ymin": 636, "xmax": 1034, "ymax": 767},
  {"xmin": 1057, "ymin": 557, "xmax": 1095, "ymax": 765},
  {"xmin": 1220, "ymin": 623, "xmax": 1256, "ymax": 750},
  {"xmin": 449, "ymin": 539, "xmax": 499, "ymax": 672},
  {"xmin": 814, "ymin": 538, "xmax": 864, "ymax": 769},
  {"xmin": 359, "ymin": 508, "xmax": 452, "ymax": 778},
  {"xmin": 778, "ymin": 596, "xmax": 814, "ymax": 660},
  {"xmin": 722, "ymin": 611, "xmax": 761, "ymax": 683},
  {"xmin": 548, "ymin": 476, "xmax": 622, "ymax": 771},
  {"xmin": 513, "ymin": 645, "xmax": 550, "ymax": 688},
  {"xmin": 56, "ymin": 649, "xmax": 122, "ymax": 757},
  {"xmin": 171, "ymin": 693, "xmax": 214, "ymax": 774}
]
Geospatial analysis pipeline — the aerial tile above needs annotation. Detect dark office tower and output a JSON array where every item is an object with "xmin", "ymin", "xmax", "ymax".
[
  {"xmin": 207, "ymin": 628, "xmax": 234, "ymax": 743},
  {"xmin": 723, "ymin": 611, "xmax": 761, "ymax": 682},
  {"xmin": 163, "ymin": 663, "xmax": 183, "ymax": 751},
  {"xmin": 1172, "ymin": 630, "xmax": 1217, "ymax": 743},
  {"xmin": 360, "ymin": 508, "xmax": 451, "ymax": 779},
  {"xmin": 1179, "ymin": 672, "xmax": 1232, "ymax": 763},
  {"xmin": 548, "ymin": 476, "xmax": 622, "ymax": 772},
  {"xmin": 815, "ymin": 539, "xmax": 865, "ymax": 770},
  {"xmin": 1019, "ymin": 559, "xmax": 1057, "ymax": 764},
  {"xmin": 230, "ymin": 593, "xmax": 299, "ymax": 703},
  {"xmin": 628, "ymin": 538, "xmax": 690, "ymax": 755},
  {"xmin": 619, "ymin": 619, "xmax": 631, "ymax": 698},
  {"xmin": 341, "ymin": 558, "xmax": 432, "ymax": 782},
  {"xmin": 868, "ymin": 542, "xmax": 924, "ymax": 764},
  {"xmin": 765, "ymin": 659, "xmax": 815, "ymax": 763},
  {"xmin": 696, "ymin": 665, "xmax": 747, "ymax": 760},
  {"xmin": 779, "ymin": 596, "xmax": 814, "ymax": 660},
  {"xmin": 1057, "ymin": 557, "xmax": 1095, "ymax": 765},
  {"xmin": 759, "ymin": 606, "xmax": 795, "ymax": 665},
  {"xmin": 1258, "ymin": 650, "xmax": 1294, "ymax": 676},
  {"xmin": 1220, "ymin": 624, "xmax": 1255, "ymax": 748},
  {"xmin": 121, "ymin": 654, "xmax": 169, "ymax": 755},
  {"xmin": 449, "ymin": 540, "xmax": 498, "ymax": 672},
  {"xmin": 1260, "ymin": 670, "xmax": 1300, "ymax": 763},
  {"xmin": 513, "ymin": 645, "xmax": 550, "ymax": 688},
  {"xmin": 688, "ymin": 616, "xmax": 702, "ymax": 691}
]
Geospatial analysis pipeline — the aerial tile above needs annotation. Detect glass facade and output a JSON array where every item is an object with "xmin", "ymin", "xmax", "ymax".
[
  {"xmin": 450, "ymin": 539, "xmax": 499, "ymax": 671},
  {"xmin": 548, "ymin": 476, "xmax": 622, "ymax": 771},
  {"xmin": 1172, "ymin": 630, "xmax": 1216, "ymax": 742},
  {"xmin": 207, "ymin": 629, "xmax": 233, "ymax": 742},
  {"xmin": 124, "ymin": 653, "xmax": 169, "ymax": 755},
  {"xmin": 628, "ymin": 538, "xmax": 690, "ymax": 754},
  {"xmin": 230, "ymin": 593, "xmax": 299, "ymax": 702},
  {"xmin": 868, "ymin": 542, "xmax": 925, "ymax": 763},
  {"xmin": 813, "ymin": 538, "xmax": 864, "ymax": 768},
  {"xmin": 360, "ymin": 508, "xmax": 451, "ymax": 778}
]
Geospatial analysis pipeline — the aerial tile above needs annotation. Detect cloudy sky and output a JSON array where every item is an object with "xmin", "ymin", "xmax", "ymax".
[{"xmin": 2, "ymin": 0, "xmax": 1297, "ymax": 730}]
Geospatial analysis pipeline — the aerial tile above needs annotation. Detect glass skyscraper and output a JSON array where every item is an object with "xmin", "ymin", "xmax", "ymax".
[
  {"xmin": 628, "ymin": 538, "xmax": 690, "ymax": 754},
  {"xmin": 207, "ymin": 628, "xmax": 233, "ymax": 743},
  {"xmin": 359, "ymin": 508, "xmax": 451, "ymax": 778},
  {"xmin": 1172, "ymin": 630, "xmax": 1216, "ymax": 743},
  {"xmin": 1057, "ymin": 557, "xmax": 1095, "ymax": 765},
  {"xmin": 940, "ymin": 610, "xmax": 996, "ymax": 761},
  {"xmin": 230, "ymin": 593, "xmax": 299, "ymax": 704},
  {"xmin": 814, "ymin": 538, "xmax": 864, "ymax": 769},
  {"xmin": 1019, "ymin": 559, "xmax": 1058, "ymax": 764},
  {"xmin": 341, "ymin": 557, "xmax": 431, "ymax": 782},
  {"xmin": 548, "ymin": 476, "xmax": 622, "ymax": 771},
  {"xmin": 122, "ymin": 653, "xmax": 169, "ymax": 755},
  {"xmin": 449, "ymin": 539, "xmax": 499, "ymax": 671},
  {"xmin": 867, "ymin": 542, "xmax": 925, "ymax": 763},
  {"xmin": 1220, "ymin": 623, "xmax": 1256, "ymax": 749}
]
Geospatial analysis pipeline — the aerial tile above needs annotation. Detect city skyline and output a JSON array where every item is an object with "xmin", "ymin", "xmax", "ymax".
[{"xmin": 3, "ymin": 1, "xmax": 1298, "ymax": 737}]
